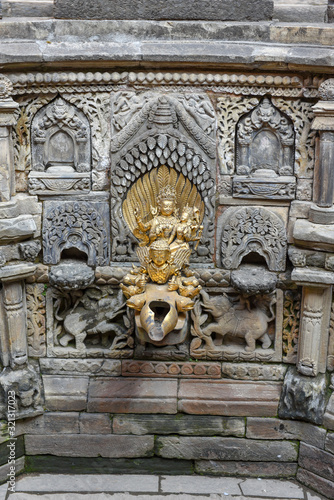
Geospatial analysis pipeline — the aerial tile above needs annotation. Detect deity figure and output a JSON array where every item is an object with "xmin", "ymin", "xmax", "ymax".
[{"xmin": 120, "ymin": 165, "xmax": 204, "ymax": 345}]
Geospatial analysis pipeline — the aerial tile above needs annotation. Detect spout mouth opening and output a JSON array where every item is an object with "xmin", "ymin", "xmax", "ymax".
[{"xmin": 147, "ymin": 300, "xmax": 171, "ymax": 341}]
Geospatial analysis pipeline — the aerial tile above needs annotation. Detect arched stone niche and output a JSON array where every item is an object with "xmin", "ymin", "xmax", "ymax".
[
  {"xmin": 29, "ymin": 97, "xmax": 91, "ymax": 195},
  {"xmin": 42, "ymin": 201, "xmax": 110, "ymax": 266},
  {"xmin": 110, "ymin": 92, "xmax": 216, "ymax": 262},
  {"xmin": 233, "ymin": 97, "xmax": 296, "ymax": 200},
  {"xmin": 220, "ymin": 206, "xmax": 287, "ymax": 272}
]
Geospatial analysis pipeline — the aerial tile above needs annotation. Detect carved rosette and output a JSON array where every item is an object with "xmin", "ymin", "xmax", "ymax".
[
  {"xmin": 220, "ymin": 206, "xmax": 287, "ymax": 272},
  {"xmin": 318, "ymin": 79, "xmax": 334, "ymax": 101}
]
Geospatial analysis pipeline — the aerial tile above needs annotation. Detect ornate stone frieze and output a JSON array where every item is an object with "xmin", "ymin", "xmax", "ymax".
[
  {"xmin": 232, "ymin": 175, "xmax": 296, "ymax": 200},
  {"xmin": 29, "ymin": 97, "xmax": 91, "ymax": 195},
  {"xmin": 222, "ymin": 362, "xmax": 287, "ymax": 381},
  {"xmin": 43, "ymin": 200, "xmax": 110, "ymax": 266},
  {"xmin": 7, "ymin": 71, "xmax": 303, "ymax": 95},
  {"xmin": 190, "ymin": 289, "xmax": 283, "ymax": 362},
  {"xmin": 282, "ymin": 290, "xmax": 301, "ymax": 364},
  {"xmin": 39, "ymin": 358, "xmax": 121, "ymax": 376},
  {"xmin": 26, "ymin": 284, "xmax": 46, "ymax": 357},
  {"xmin": 220, "ymin": 206, "xmax": 287, "ymax": 272},
  {"xmin": 122, "ymin": 360, "xmax": 221, "ymax": 378},
  {"xmin": 46, "ymin": 286, "xmax": 134, "ymax": 358},
  {"xmin": 110, "ymin": 93, "xmax": 216, "ymax": 262}
]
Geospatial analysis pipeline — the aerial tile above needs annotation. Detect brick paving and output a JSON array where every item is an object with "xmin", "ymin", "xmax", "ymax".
[{"xmin": 0, "ymin": 474, "xmax": 328, "ymax": 499}]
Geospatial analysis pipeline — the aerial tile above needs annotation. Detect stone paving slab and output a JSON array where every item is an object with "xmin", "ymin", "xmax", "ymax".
[
  {"xmin": 161, "ymin": 476, "xmax": 242, "ymax": 494},
  {"xmin": 2, "ymin": 474, "xmax": 326, "ymax": 500},
  {"xmin": 240, "ymin": 478, "xmax": 305, "ymax": 498}
]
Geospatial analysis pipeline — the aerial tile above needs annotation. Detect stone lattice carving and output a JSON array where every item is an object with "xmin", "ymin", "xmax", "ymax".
[
  {"xmin": 220, "ymin": 207, "xmax": 287, "ymax": 272},
  {"xmin": 43, "ymin": 201, "xmax": 110, "ymax": 266},
  {"xmin": 190, "ymin": 289, "xmax": 282, "ymax": 361},
  {"xmin": 110, "ymin": 92, "xmax": 216, "ymax": 262},
  {"xmin": 236, "ymin": 97, "xmax": 294, "ymax": 176},
  {"xmin": 272, "ymin": 98, "xmax": 315, "ymax": 178},
  {"xmin": 26, "ymin": 284, "xmax": 46, "ymax": 357},
  {"xmin": 217, "ymin": 96, "xmax": 260, "ymax": 175},
  {"xmin": 327, "ymin": 297, "xmax": 334, "ymax": 371},
  {"xmin": 46, "ymin": 286, "xmax": 134, "ymax": 358},
  {"xmin": 29, "ymin": 96, "xmax": 91, "ymax": 194},
  {"xmin": 282, "ymin": 290, "xmax": 301, "ymax": 364}
]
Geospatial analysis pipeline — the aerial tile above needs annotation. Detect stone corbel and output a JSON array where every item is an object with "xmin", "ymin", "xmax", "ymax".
[{"xmin": 0, "ymin": 264, "xmax": 44, "ymax": 419}]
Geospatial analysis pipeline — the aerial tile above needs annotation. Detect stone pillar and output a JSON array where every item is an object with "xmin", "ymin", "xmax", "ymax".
[
  {"xmin": 312, "ymin": 79, "xmax": 334, "ymax": 209},
  {"xmin": 0, "ymin": 75, "xmax": 19, "ymax": 202},
  {"xmin": 0, "ymin": 264, "xmax": 36, "ymax": 369},
  {"xmin": 297, "ymin": 285, "xmax": 332, "ymax": 376}
]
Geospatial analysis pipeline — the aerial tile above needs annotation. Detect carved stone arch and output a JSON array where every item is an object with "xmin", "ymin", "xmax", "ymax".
[
  {"xmin": 236, "ymin": 96, "xmax": 295, "ymax": 176},
  {"xmin": 221, "ymin": 206, "xmax": 287, "ymax": 272},
  {"xmin": 43, "ymin": 201, "xmax": 110, "ymax": 266},
  {"xmin": 110, "ymin": 92, "xmax": 216, "ymax": 262},
  {"xmin": 29, "ymin": 96, "xmax": 92, "ymax": 195}
]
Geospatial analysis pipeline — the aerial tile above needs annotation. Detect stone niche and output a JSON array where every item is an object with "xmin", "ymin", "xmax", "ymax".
[
  {"xmin": 234, "ymin": 97, "xmax": 296, "ymax": 200},
  {"xmin": 29, "ymin": 97, "xmax": 91, "ymax": 195},
  {"xmin": 110, "ymin": 92, "xmax": 216, "ymax": 262}
]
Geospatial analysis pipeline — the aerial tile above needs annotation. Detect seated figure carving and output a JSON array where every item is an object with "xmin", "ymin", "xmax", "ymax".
[{"xmin": 121, "ymin": 166, "xmax": 203, "ymax": 346}]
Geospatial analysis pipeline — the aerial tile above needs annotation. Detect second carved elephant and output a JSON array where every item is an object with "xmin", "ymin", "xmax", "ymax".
[{"xmin": 200, "ymin": 290, "xmax": 275, "ymax": 352}]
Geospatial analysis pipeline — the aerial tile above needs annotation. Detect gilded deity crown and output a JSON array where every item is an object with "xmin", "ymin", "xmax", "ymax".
[{"xmin": 157, "ymin": 185, "xmax": 177, "ymax": 205}]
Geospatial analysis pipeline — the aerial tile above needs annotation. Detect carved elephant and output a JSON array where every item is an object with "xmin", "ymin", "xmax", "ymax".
[{"xmin": 200, "ymin": 290, "xmax": 274, "ymax": 352}]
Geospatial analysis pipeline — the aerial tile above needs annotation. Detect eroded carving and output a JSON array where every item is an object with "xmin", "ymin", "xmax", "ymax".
[
  {"xmin": 26, "ymin": 284, "xmax": 46, "ymax": 357},
  {"xmin": 43, "ymin": 201, "xmax": 110, "ymax": 266},
  {"xmin": 220, "ymin": 206, "xmax": 287, "ymax": 272},
  {"xmin": 29, "ymin": 96, "xmax": 91, "ymax": 194},
  {"xmin": 282, "ymin": 290, "xmax": 301, "ymax": 364},
  {"xmin": 190, "ymin": 289, "xmax": 281, "ymax": 361},
  {"xmin": 47, "ymin": 286, "xmax": 133, "ymax": 358}
]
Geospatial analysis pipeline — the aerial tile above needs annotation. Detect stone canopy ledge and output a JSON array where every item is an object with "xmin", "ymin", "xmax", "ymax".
[{"xmin": 0, "ymin": 20, "xmax": 333, "ymax": 69}]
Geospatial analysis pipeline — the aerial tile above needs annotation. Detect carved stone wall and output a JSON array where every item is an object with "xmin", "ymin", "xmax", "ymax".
[{"xmin": 0, "ymin": 63, "xmax": 334, "ymax": 497}]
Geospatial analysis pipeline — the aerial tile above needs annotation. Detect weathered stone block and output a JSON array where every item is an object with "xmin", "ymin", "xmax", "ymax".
[
  {"xmin": 113, "ymin": 414, "xmax": 244, "ymax": 437},
  {"xmin": 25, "ymin": 455, "xmax": 194, "ymax": 475},
  {"xmin": 246, "ymin": 417, "xmax": 326, "ymax": 448},
  {"xmin": 279, "ymin": 367, "xmax": 328, "ymax": 425},
  {"xmin": 323, "ymin": 394, "xmax": 334, "ymax": 431},
  {"xmin": 43, "ymin": 375, "xmax": 89, "ymax": 411},
  {"xmin": 15, "ymin": 412, "xmax": 80, "ymax": 436},
  {"xmin": 195, "ymin": 460, "xmax": 297, "ymax": 478},
  {"xmin": 0, "ymin": 456, "xmax": 24, "ymax": 483},
  {"xmin": 178, "ymin": 380, "xmax": 281, "ymax": 416},
  {"xmin": 325, "ymin": 432, "xmax": 334, "ymax": 455},
  {"xmin": 299, "ymin": 442, "xmax": 334, "ymax": 483},
  {"xmin": 87, "ymin": 378, "xmax": 177, "ymax": 414},
  {"xmin": 297, "ymin": 467, "xmax": 334, "ymax": 500},
  {"xmin": 0, "ymin": 435, "xmax": 24, "ymax": 466},
  {"xmin": 155, "ymin": 436, "xmax": 298, "ymax": 461},
  {"xmin": 54, "ymin": 0, "xmax": 274, "ymax": 21},
  {"xmin": 25, "ymin": 434, "xmax": 154, "ymax": 458},
  {"xmin": 79, "ymin": 413, "xmax": 111, "ymax": 434}
]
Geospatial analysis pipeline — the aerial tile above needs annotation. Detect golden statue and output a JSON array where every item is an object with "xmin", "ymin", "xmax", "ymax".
[{"xmin": 121, "ymin": 165, "xmax": 204, "ymax": 345}]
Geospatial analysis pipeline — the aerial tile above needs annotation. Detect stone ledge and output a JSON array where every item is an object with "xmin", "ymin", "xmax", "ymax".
[
  {"xmin": 25, "ymin": 434, "xmax": 154, "ymax": 457},
  {"xmin": 178, "ymin": 380, "xmax": 282, "ymax": 416},
  {"xmin": 155, "ymin": 436, "xmax": 298, "ymax": 461},
  {"xmin": 195, "ymin": 460, "xmax": 298, "ymax": 478}
]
